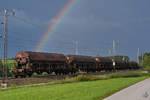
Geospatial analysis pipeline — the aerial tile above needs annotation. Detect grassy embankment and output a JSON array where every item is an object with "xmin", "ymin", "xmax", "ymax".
[{"xmin": 0, "ymin": 75, "xmax": 149, "ymax": 100}]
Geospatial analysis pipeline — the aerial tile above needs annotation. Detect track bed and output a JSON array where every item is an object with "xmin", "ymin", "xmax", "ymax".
[{"xmin": 0, "ymin": 70, "xmax": 140, "ymax": 87}]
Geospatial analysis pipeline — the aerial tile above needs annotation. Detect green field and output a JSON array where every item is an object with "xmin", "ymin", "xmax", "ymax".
[
  {"xmin": 0, "ymin": 76, "xmax": 148, "ymax": 100},
  {"xmin": 0, "ymin": 60, "xmax": 17, "ymax": 69},
  {"xmin": 7, "ymin": 60, "xmax": 17, "ymax": 69},
  {"xmin": 0, "ymin": 60, "xmax": 16, "ymax": 76}
]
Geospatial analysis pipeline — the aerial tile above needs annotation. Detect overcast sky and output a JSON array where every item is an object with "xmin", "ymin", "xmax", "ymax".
[{"xmin": 0, "ymin": 0, "xmax": 150, "ymax": 60}]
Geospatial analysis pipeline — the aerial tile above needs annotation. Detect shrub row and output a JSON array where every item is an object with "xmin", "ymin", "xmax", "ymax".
[{"xmin": 64, "ymin": 71, "xmax": 149, "ymax": 83}]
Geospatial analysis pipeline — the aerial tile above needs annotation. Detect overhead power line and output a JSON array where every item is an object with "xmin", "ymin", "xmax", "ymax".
[{"xmin": 12, "ymin": 16, "xmax": 42, "ymax": 28}]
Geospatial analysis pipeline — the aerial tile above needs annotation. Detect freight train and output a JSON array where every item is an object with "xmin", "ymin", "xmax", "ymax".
[{"xmin": 12, "ymin": 51, "xmax": 139, "ymax": 77}]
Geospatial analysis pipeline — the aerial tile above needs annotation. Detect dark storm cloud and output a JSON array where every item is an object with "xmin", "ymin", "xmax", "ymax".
[{"xmin": 0, "ymin": 0, "xmax": 150, "ymax": 60}]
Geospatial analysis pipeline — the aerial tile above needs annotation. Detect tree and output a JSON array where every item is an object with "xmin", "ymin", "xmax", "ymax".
[{"xmin": 139, "ymin": 52, "xmax": 150, "ymax": 72}]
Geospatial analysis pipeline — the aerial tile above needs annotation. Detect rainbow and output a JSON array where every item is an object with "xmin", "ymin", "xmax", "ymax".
[{"xmin": 35, "ymin": 0, "xmax": 78, "ymax": 52}]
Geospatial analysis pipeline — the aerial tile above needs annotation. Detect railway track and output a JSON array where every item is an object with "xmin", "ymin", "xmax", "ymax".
[
  {"xmin": 0, "ymin": 70, "xmax": 139, "ymax": 87},
  {"xmin": 0, "ymin": 71, "xmax": 116, "ymax": 80}
]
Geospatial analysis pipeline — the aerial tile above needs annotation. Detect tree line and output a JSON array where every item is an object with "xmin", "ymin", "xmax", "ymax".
[
  {"xmin": 139, "ymin": 52, "xmax": 150, "ymax": 72},
  {"xmin": 0, "ymin": 60, "xmax": 17, "ymax": 77}
]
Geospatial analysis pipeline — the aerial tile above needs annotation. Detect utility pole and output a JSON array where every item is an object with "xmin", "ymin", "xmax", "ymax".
[
  {"xmin": 112, "ymin": 40, "xmax": 116, "ymax": 56},
  {"xmin": 4, "ymin": 9, "xmax": 8, "ymax": 80},
  {"xmin": 141, "ymin": 53, "xmax": 144, "ymax": 66},
  {"xmin": 0, "ymin": 9, "xmax": 15, "ymax": 87},
  {"xmin": 142, "ymin": 53, "xmax": 144, "ymax": 66},
  {"xmin": 0, "ymin": 15, "xmax": 3, "ymax": 79},
  {"xmin": 108, "ymin": 49, "xmax": 112, "ymax": 56},
  {"xmin": 75, "ymin": 40, "xmax": 78, "ymax": 55},
  {"xmin": 137, "ymin": 48, "xmax": 140, "ymax": 64},
  {"xmin": 0, "ymin": 14, "xmax": 4, "ymax": 82}
]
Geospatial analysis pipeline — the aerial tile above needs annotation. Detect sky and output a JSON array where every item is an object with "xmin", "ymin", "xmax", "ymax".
[{"xmin": 0, "ymin": 0, "xmax": 150, "ymax": 61}]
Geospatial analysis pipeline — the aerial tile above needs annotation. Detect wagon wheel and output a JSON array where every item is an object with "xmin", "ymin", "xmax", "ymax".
[
  {"xmin": 47, "ymin": 71, "xmax": 50, "ymax": 74},
  {"xmin": 15, "ymin": 75, "xmax": 18, "ymax": 78},
  {"xmin": 28, "ymin": 72, "xmax": 33, "ymax": 77},
  {"xmin": 37, "ymin": 71, "xmax": 42, "ymax": 75},
  {"xmin": 21, "ymin": 75, "xmax": 26, "ymax": 78}
]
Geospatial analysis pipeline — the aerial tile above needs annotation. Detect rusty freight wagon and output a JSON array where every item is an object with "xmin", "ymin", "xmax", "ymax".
[
  {"xmin": 95, "ymin": 57, "xmax": 114, "ymax": 71},
  {"xmin": 12, "ymin": 51, "xmax": 140, "ymax": 78},
  {"xmin": 66, "ymin": 55, "xmax": 96, "ymax": 72},
  {"xmin": 12, "ymin": 51, "xmax": 67, "ymax": 77},
  {"xmin": 129, "ymin": 61, "xmax": 139, "ymax": 69}
]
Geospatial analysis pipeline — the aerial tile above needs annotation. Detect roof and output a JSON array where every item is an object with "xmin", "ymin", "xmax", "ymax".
[
  {"xmin": 16, "ymin": 51, "xmax": 66, "ymax": 62},
  {"xmin": 66, "ymin": 55, "xmax": 95, "ymax": 63},
  {"xmin": 95, "ymin": 57, "xmax": 112, "ymax": 62}
]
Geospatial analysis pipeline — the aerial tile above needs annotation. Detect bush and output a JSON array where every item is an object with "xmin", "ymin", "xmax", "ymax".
[
  {"xmin": 65, "ymin": 71, "xmax": 148, "ymax": 83},
  {"xmin": 75, "ymin": 75, "xmax": 91, "ymax": 81},
  {"xmin": 64, "ymin": 75, "xmax": 94, "ymax": 82},
  {"xmin": 33, "ymin": 72, "xmax": 38, "ymax": 76},
  {"xmin": 108, "ymin": 72, "xmax": 144, "ymax": 78},
  {"xmin": 143, "ymin": 66, "xmax": 150, "ymax": 73},
  {"xmin": 42, "ymin": 72, "xmax": 48, "ymax": 75},
  {"xmin": 71, "ymin": 75, "xmax": 106, "ymax": 82}
]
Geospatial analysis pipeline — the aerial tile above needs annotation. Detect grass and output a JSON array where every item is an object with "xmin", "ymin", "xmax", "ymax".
[{"xmin": 0, "ymin": 76, "xmax": 148, "ymax": 100}]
